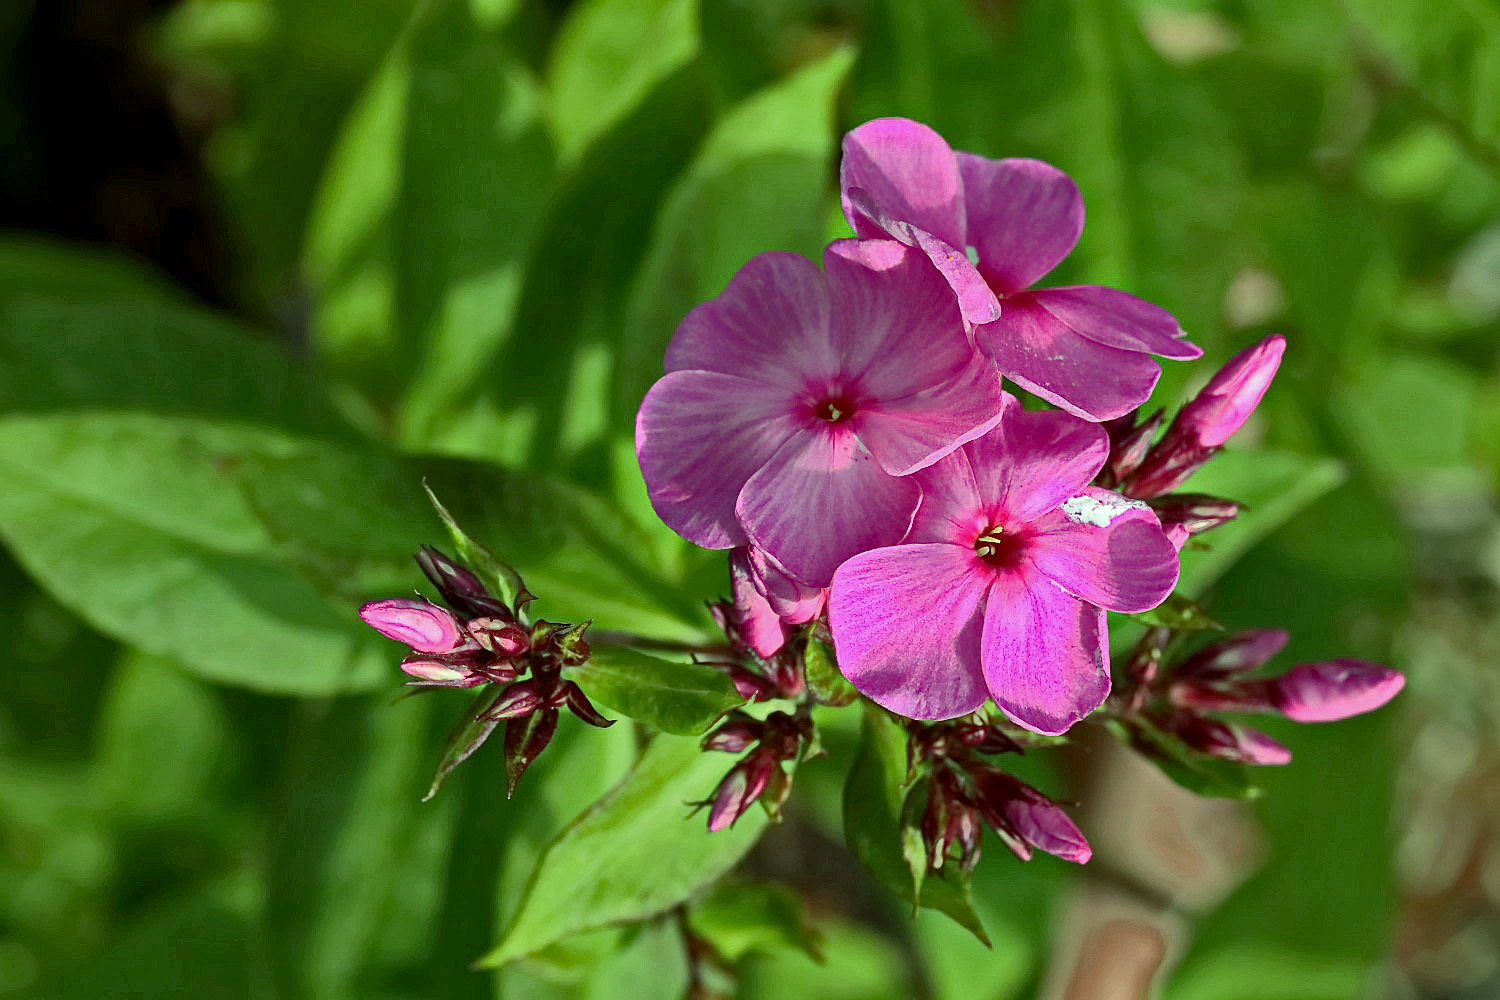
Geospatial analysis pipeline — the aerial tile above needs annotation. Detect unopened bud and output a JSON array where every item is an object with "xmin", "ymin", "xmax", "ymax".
[
  {"xmin": 1177, "ymin": 334, "xmax": 1285, "ymax": 449},
  {"xmin": 1103, "ymin": 409, "xmax": 1164, "ymax": 485},
  {"xmin": 415, "ymin": 547, "xmax": 511, "ymax": 619},
  {"xmin": 1272, "ymin": 659, "xmax": 1405, "ymax": 723},
  {"xmin": 1175, "ymin": 629, "xmax": 1288, "ymax": 683},
  {"xmin": 707, "ymin": 753, "xmax": 778, "ymax": 832},
  {"xmin": 971, "ymin": 769, "xmax": 1091, "ymax": 864},
  {"xmin": 466, "ymin": 618, "xmax": 529, "ymax": 657},
  {"xmin": 483, "ymin": 680, "xmax": 544, "ymax": 721},
  {"xmin": 1149, "ymin": 493, "xmax": 1239, "ymax": 537},
  {"xmin": 1173, "ymin": 714, "xmax": 1291, "ymax": 765},
  {"xmin": 400, "ymin": 657, "xmax": 485, "ymax": 687},
  {"xmin": 703, "ymin": 714, "xmax": 763, "ymax": 754},
  {"xmin": 360, "ymin": 598, "xmax": 464, "ymax": 654}
]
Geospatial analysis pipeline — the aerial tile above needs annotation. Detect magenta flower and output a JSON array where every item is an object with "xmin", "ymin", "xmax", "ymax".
[
  {"xmin": 828, "ymin": 398, "xmax": 1180, "ymax": 733},
  {"xmin": 637, "ymin": 240, "xmax": 1006, "ymax": 586},
  {"xmin": 840, "ymin": 118, "xmax": 1201, "ymax": 422}
]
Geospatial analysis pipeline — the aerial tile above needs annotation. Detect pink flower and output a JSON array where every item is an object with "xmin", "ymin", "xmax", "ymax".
[
  {"xmin": 728, "ymin": 546, "xmax": 827, "ymax": 658},
  {"xmin": 840, "ymin": 118, "xmax": 1201, "ymax": 422},
  {"xmin": 1271, "ymin": 659, "xmax": 1405, "ymax": 723},
  {"xmin": 828, "ymin": 398, "xmax": 1180, "ymax": 733},
  {"xmin": 636, "ymin": 240, "xmax": 1006, "ymax": 586}
]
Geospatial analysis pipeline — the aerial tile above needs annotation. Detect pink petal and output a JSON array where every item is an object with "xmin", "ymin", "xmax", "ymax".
[
  {"xmin": 982, "ymin": 571, "xmax": 1110, "ymax": 735},
  {"xmin": 1174, "ymin": 334, "xmax": 1285, "ymax": 447},
  {"xmin": 1273, "ymin": 659, "xmax": 1405, "ymax": 723},
  {"xmin": 956, "ymin": 154, "xmax": 1084, "ymax": 295},
  {"xmin": 737, "ymin": 426, "xmax": 919, "ymax": 587},
  {"xmin": 829, "ymin": 543, "xmax": 992, "ymax": 720},
  {"xmin": 967, "ymin": 402, "xmax": 1109, "ymax": 525},
  {"xmin": 1031, "ymin": 286, "xmax": 1202, "ymax": 361},
  {"xmin": 907, "ymin": 445, "xmax": 989, "ymax": 547},
  {"xmin": 636, "ymin": 370, "xmax": 799, "ymax": 550},
  {"xmin": 974, "ymin": 294, "xmax": 1163, "ymax": 421},
  {"xmin": 730, "ymin": 548, "xmax": 790, "ymax": 658},
  {"xmin": 823, "ymin": 241, "xmax": 1005, "ymax": 475},
  {"xmin": 664, "ymin": 251, "xmax": 833, "ymax": 389},
  {"xmin": 840, "ymin": 118, "xmax": 968, "ymax": 252},
  {"xmin": 1027, "ymin": 489, "xmax": 1180, "ymax": 613},
  {"xmin": 742, "ymin": 545, "xmax": 825, "ymax": 624},
  {"xmin": 359, "ymin": 598, "xmax": 463, "ymax": 653}
]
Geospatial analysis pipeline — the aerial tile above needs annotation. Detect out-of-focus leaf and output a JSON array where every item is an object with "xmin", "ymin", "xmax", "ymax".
[
  {"xmin": 1176, "ymin": 448, "xmax": 1347, "ymax": 595},
  {"xmin": 0, "ymin": 299, "xmax": 346, "ymax": 434},
  {"xmin": 617, "ymin": 45, "xmax": 853, "ymax": 421},
  {"xmin": 843, "ymin": 709, "xmax": 989, "ymax": 944},
  {"xmin": 237, "ymin": 438, "xmax": 713, "ymax": 641},
  {"xmin": 264, "ymin": 694, "xmax": 456, "ymax": 1000},
  {"xmin": 804, "ymin": 635, "xmax": 858, "ymax": 707},
  {"xmin": 739, "ymin": 919, "xmax": 915, "ymax": 1000},
  {"xmin": 479, "ymin": 734, "xmax": 768, "ymax": 967},
  {"xmin": 563, "ymin": 646, "xmax": 740, "ymax": 736},
  {"xmin": 423, "ymin": 684, "xmax": 509, "ymax": 802},
  {"xmin": 1334, "ymin": 352, "xmax": 1480, "ymax": 489},
  {"xmin": 1131, "ymin": 592, "xmax": 1222, "ymax": 631},
  {"xmin": 1167, "ymin": 945, "xmax": 1369, "ymax": 1000},
  {"xmin": 0, "ymin": 414, "xmax": 385, "ymax": 696},
  {"xmin": 1106, "ymin": 717, "xmax": 1261, "ymax": 801},
  {"xmin": 422, "ymin": 483, "xmax": 530, "ymax": 613},
  {"xmin": 689, "ymin": 883, "xmax": 824, "ymax": 962},
  {"xmin": 304, "ymin": 0, "xmax": 553, "ymax": 439},
  {"xmin": 545, "ymin": 0, "xmax": 699, "ymax": 163},
  {"xmin": 0, "ymin": 235, "xmax": 182, "ymax": 309}
]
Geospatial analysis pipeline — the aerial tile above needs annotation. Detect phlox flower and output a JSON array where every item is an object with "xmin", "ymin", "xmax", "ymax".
[
  {"xmin": 828, "ymin": 397, "xmax": 1180, "ymax": 733},
  {"xmin": 840, "ymin": 117, "xmax": 1201, "ymax": 422},
  {"xmin": 636, "ymin": 239, "xmax": 1006, "ymax": 587}
]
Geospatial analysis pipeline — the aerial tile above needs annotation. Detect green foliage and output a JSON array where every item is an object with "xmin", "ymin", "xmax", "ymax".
[{"xmin": 563, "ymin": 646, "xmax": 741, "ymax": 736}]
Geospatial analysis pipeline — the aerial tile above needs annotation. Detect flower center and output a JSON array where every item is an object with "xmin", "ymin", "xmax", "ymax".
[
  {"xmin": 973, "ymin": 525, "xmax": 1020, "ymax": 567},
  {"xmin": 812, "ymin": 395, "xmax": 857, "ymax": 424}
]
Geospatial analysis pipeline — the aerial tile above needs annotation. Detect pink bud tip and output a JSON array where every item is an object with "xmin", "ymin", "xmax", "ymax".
[
  {"xmin": 400, "ymin": 658, "xmax": 478, "ymax": 685},
  {"xmin": 1181, "ymin": 334, "xmax": 1285, "ymax": 448},
  {"xmin": 1004, "ymin": 798, "xmax": 1092, "ymax": 864},
  {"xmin": 1273, "ymin": 659, "xmax": 1405, "ymax": 723},
  {"xmin": 360, "ymin": 599, "xmax": 464, "ymax": 653}
]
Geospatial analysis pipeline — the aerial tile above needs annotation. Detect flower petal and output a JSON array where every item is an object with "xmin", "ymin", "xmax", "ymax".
[
  {"xmin": 982, "ymin": 572, "xmax": 1110, "ymax": 735},
  {"xmin": 1028, "ymin": 490, "xmax": 1180, "ymax": 614},
  {"xmin": 664, "ymin": 251, "xmax": 833, "ymax": 389},
  {"xmin": 730, "ymin": 548, "xmax": 790, "ymax": 658},
  {"xmin": 907, "ymin": 445, "xmax": 989, "ymax": 547},
  {"xmin": 1031, "ymin": 286, "xmax": 1202, "ymax": 360},
  {"xmin": 737, "ymin": 426, "xmax": 919, "ymax": 587},
  {"xmin": 957, "ymin": 154, "xmax": 1084, "ymax": 295},
  {"xmin": 974, "ymin": 294, "xmax": 1162, "ymax": 422},
  {"xmin": 841, "ymin": 118, "xmax": 968, "ymax": 251},
  {"xmin": 964, "ymin": 403, "xmax": 1108, "ymax": 525},
  {"xmin": 636, "ymin": 370, "xmax": 799, "ymax": 549},
  {"xmin": 1273, "ymin": 659, "xmax": 1405, "ymax": 723},
  {"xmin": 829, "ymin": 543, "xmax": 991, "ymax": 720}
]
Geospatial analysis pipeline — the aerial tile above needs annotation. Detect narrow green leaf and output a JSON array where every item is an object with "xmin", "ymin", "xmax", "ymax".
[
  {"xmin": 422, "ymin": 482, "xmax": 530, "ymax": 613},
  {"xmin": 424, "ymin": 685, "xmax": 510, "ymax": 801},
  {"xmin": 1106, "ymin": 718, "xmax": 1261, "ymax": 801},
  {"xmin": 843, "ymin": 710, "xmax": 989, "ymax": 944},
  {"xmin": 563, "ymin": 646, "xmax": 740, "ymax": 736},
  {"xmin": 804, "ymin": 634, "xmax": 858, "ymax": 707},
  {"xmin": 688, "ymin": 883, "xmax": 825, "ymax": 963},
  {"xmin": 478, "ymin": 734, "xmax": 768, "ymax": 966},
  {"xmin": 1131, "ymin": 592, "xmax": 1222, "ymax": 631}
]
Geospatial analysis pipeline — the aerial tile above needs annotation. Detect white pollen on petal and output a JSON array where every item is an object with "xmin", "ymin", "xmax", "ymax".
[{"xmin": 1061, "ymin": 493, "xmax": 1148, "ymax": 527}]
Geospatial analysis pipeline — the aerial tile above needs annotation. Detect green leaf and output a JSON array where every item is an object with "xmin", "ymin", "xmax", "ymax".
[
  {"xmin": 618, "ymin": 44, "xmax": 853, "ymax": 426},
  {"xmin": 1176, "ymin": 448, "xmax": 1346, "ymax": 596},
  {"xmin": 424, "ymin": 684, "xmax": 510, "ymax": 801},
  {"xmin": 804, "ymin": 634, "xmax": 859, "ymax": 707},
  {"xmin": 422, "ymin": 483, "xmax": 530, "ymax": 613},
  {"xmin": 1131, "ymin": 592, "xmax": 1222, "ymax": 631},
  {"xmin": 688, "ymin": 883, "xmax": 824, "ymax": 963},
  {"xmin": 0, "ymin": 414, "xmax": 385, "ymax": 696},
  {"xmin": 1106, "ymin": 718, "xmax": 1261, "ymax": 801},
  {"xmin": 545, "ymin": 0, "xmax": 699, "ymax": 163},
  {"xmin": 479, "ymin": 733, "xmax": 768, "ymax": 966},
  {"xmin": 842, "ymin": 709, "xmax": 989, "ymax": 944},
  {"xmin": 563, "ymin": 646, "xmax": 741, "ymax": 736},
  {"xmin": 0, "ymin": 298, "xmax": 346, "ymax": 434}
]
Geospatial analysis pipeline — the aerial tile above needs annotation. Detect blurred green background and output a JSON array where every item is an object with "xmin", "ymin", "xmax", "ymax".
[{"xmin": 1, "ymin": 0, "xmax": 1497, "ymax": 997}]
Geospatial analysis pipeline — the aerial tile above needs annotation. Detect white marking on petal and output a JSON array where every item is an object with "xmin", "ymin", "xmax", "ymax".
[{"xmin": 1061, "ymin": 493, "xmax": 1148, "ymax": 527}]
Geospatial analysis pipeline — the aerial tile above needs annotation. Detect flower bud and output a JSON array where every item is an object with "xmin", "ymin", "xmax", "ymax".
[
  {"xmin": 562, "ymin": 681, "xmax": 616, "ymax": 728},
  {"xmin": 1272, "ymin": 659, "xmax": 1405, "ymax": 723},
  {"xmin": 400, "ymin": 657, "xmax": 485, "ymax": 687},
  {"xmin": 707, "ymin": 753, "xmax": 778, "ymax": 832},
  {"xmin": 1149, "ymin": 494, "xmax": 1239, "ymax": 538},
  {"xmin": 703, "ymin": 714, "xmax": 763, "ymax": 754},
  {"xmin": 971, "ymin": 768, "xmax": 1091, "ymax": 864},
  {"xmin": 360, "ymin": 598, "xmax": 464, "ymax": 654},
  {"xmin": 1172, "ymin": 714, "xmax": 1291, "ymax": 765},
  {"xmin": 1178, "ymin": 334, "xmax": 1285, "ymax": 449},
  {"xmin": 415, "ymin": 547, "xmax": 512, "ymax": 619},
  {"xmin": 1175, "ymin": 629, "xmax": 1288, "ymax": 683},
  {"xmin": 466, "ymin": 618, "xmax": 529, "ymax": 657},
  {"xmin": 483, "ymin": 680, "xmax": 544, "ymax": 721},
  {"xmin": 1102, "ymin": 409, "xmax": 1163, "ymax": 485}
]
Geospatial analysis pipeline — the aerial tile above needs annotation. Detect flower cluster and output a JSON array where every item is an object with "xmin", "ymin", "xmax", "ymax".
[
  {"xmin": 359, "ymin": 546, "xmax": 612, "ymax": 795},
  {"xmin": 637, "ymin": 117, "xmax": 1201, "ymax": 735},
  {"xmin": 1113, "ymin": 627, "xmax": 1406, "ymax": 766}
]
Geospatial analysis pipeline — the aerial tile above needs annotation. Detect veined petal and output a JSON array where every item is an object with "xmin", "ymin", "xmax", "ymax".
[
  {"xmin": 907, "ymin": 445, "xmax": 990, "ymax": 547},
  {"xmin": 957, "ymin": 154, "xmax": 1084, "ymax": 296},
  {"xmin": 840, "ymin": 118, "xmax": 967, "ymax": 251},
  {"xmin": 982, "ymin": 572, "xmax": 1110, "ymax": 735},
  {"xmin": 1031, "ymin": 285, "xmax": 1201, "ymax": 361},
  {"xmin": 1028, "ymin": 489, "xmax": 1180, "ymax": 613},
  {"xmin": 664, "ymin": 251, "xmax": 833, "ymax": 388},
  {"xmin": 730, "ymin": 548, "xmax": 790, "ymax": 658},
  {"xmin": 857, "ymin": 361, "xmax": 1006, "ymax": 477},
  {"xmin": 965, "ymin": 403, "xmax": 1108, "ymax": 525},
  {"xmin": 636, "ymin": 370, "xmax": 799, "ymax": 550},
  {"xmin": 829, "ymin": 543, "xmax": 992, "ymax": 720},
  {"xmin": 743, "ymin": 545, "xmax": 826, "ymax": 624},
  {"xmin": 738, "ymin": 426, "xmax": 919, "ymax": 587},
  {"xmin": 975, "ymin": 294, "xmax": 1162, "ymax": 422}
]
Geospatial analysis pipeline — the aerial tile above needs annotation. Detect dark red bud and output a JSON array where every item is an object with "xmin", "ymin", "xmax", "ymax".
[
  {"xmin": 1103, "ymin": 409, "xmax": 1164, "ymax": 485},
  {"xmin": 466, "ymin": 619, "xmax": 529, "ymax": 657},
  {"xmin": 1148, "ymin": 493, "xmax": 1240, "ymax": 536},
  {"xmin": 703, "ymin": 715, "xmax": 763, "ymax": 754},
  {"xmin": 1175, "ymin": 629, "xmax": 1289, "ymax": 682},
  {"xmin": 483, "ymin": 680, "xmax": 543, "ymax": 721}
]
